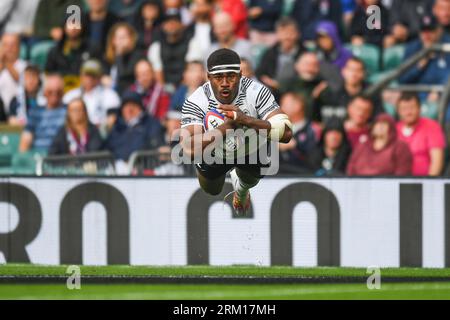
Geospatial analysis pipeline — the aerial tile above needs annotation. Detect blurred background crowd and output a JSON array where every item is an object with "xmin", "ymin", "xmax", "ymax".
[{"xmin": 0, "ymin": 0, "xmax": 450, "ymax": 177}]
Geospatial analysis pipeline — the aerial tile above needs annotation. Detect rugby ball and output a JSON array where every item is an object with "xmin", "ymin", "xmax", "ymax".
[
  {"xmin": 203, "ymin": 108, "xmax": 241, "ymax": 155},
  {"xmin": 203, "ymin": 109, "xmax": 225, "ymax": 131}
]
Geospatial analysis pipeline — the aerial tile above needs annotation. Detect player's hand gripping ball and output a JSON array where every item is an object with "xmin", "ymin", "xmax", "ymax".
[{"xmin": 203, "ymin": 108, "xmax": 242, "ymax": 154}]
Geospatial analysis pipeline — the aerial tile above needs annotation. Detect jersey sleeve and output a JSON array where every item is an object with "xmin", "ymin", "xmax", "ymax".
[
  {"xmin": 251, "ymin": 81, "xmax": 279, "ymax": 120},
  {"xmin": 181, "ymin": 87, "xmax": 208, "ymax": 128}
]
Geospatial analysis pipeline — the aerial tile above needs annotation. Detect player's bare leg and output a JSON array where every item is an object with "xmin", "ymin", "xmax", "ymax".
[{"xmin": 197, "ymin": 172, "xmax": 226, "ymax": 196}]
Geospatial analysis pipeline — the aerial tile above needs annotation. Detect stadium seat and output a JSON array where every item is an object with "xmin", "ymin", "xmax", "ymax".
[
  {"xmin": 346, "ymin": 44, "xmax": 380, "ymax": 76},
  {"xmin": 383, "ymin": 44, "xmax": 405, "ymax": 71},
  {"xmin": 368, "ymin": 71, "xmax": 390, "ymax": 84},
  {"xmin": 421, "ymin": 101, "xmax": 439, "ymax": 120},
  {"xmin": 383, "ymin": 100, "xmax": 439, "ymax": 120},
  {"xmin": 282, "ymin": 0, "xmax": 296, "ymax": 16},
  {"xmin": 11, "ymin": 151, "xmax": 46, "ymax": 175},
  {"xmin": 0, "ymin": 133, "xmax": 21, "ymax": 168},
  {"xmin": 383, "ymin": 102, "xmax": 397, "ymax": 117},
  {"xmin": 20, "ymin": 42, "xmax": 28, "ymax": 60},
  {"xmin": 30, "ymin": 41, "xmax": 55, "ymax": 70}
]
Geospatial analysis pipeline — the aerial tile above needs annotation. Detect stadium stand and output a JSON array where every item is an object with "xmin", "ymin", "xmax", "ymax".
[
  {"xmin": 345, "ymin": 43, "xmax": 381, "ymax": 76},
  {"xmin": 0, "ymin": 0, "xmax": 449, "ymax": 177}
]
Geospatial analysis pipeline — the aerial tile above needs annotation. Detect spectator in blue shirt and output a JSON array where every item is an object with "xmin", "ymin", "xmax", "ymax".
[
  {"xmin": 385, "ymin": 0, "xmax": 433, "ymax": 47},
  {"xmin": 19, "ymin": 74, "xmax": 67, "ymax": 153},
  {"xmin": 84, "ymin": 0, "xmax": 121, "ymax": 54},
  {"xmin": 106, "ymin": 91, "xmax": 164, "ymax": 162},
  {"xmin": 9, "ymin": 65, "xmax": 45, "ymax": 126},
  {"xmin": 399, "ymin": 15, "xmax": 450, "ymax": 101}
]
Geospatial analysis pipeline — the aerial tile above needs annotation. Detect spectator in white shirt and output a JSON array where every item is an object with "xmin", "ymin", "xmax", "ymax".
[
  {"xmin": 0, "ymin": 33, "xmax": 27, "ymax": 112},
  {"xmin": 64, "ymin": 59, "xmax": 121, "ymax": 131},
  {"xmin": 186, "ymin": 0, "xmax": 215, "ymax": 59}
]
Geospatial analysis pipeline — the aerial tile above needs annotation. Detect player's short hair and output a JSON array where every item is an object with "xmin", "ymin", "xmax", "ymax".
[{"xmin": 207, "ymin": 48, "xmax": 241, "ymax": 75}]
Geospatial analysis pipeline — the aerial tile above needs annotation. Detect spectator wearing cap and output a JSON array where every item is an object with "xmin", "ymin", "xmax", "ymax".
[
  {"xmin": 19, "ymin": 74, "xmax": 67, "ymax": 153},
  {"xmin": 133, "ymin": 0, "xmax": 164, "ymax": 50},
  {"xmin": 396, "ymin": 92, "xmax": 446, "ymax": 176},
  {"xmin": 256, "ymin": 17, "xmax": 305, "ymax": 96},
  {"xmin": 63, "ymin": 59, "xmax": 121, "ymax": 130},
  {"xmin": 247, "ymin": 0, "xmax": 283, "ymax": 47},
  {"xmin": 105, "ymin": 91, "xmax": 164, "ymax": 162},
  {"xmin": 148, "ymin": 9, "xmax": 203, "ymax": 92},
  {"xmin": 45, "ymin": 16, "xmax": 101, "ymax": 92},
  {"xmin": 8, "ymin": 65, "xmax": 46, "ymax": 126},
  {"xmin": 84, "ymin": 0, "xmax": 121, "ymax": 54},
  {"xmin": 207, "ymin": 12, "xmax": 253, "ymax": 66},
  {"xmin": 129, "ymin": 59, "xmax": 171, "ymax": 121},
  {"xmin": 214, "ymin": 0, "xmax": 249, "ymax": 39},
  {"xmin": 433, "ymin": 0, "xmax": 450, "ymax": 35},
  {"xmin": 0, "ymin": 33, "xmax": 27, "ymax": 111},
  {"xmin": 315, "ymin": 21, "xmax": 353, "ymax": 71},
  {"xmin": 344, "ymin": 95, "xmax": 374, "ymax": 149},
  {"xmin": 347, "ymin": 113, "xmax": 413, "ymax": 176},
  {"xmin": 104, "ymin": 22, "xmax": 146, "ymax": 94},
  {"xmin": 399, "ymin": 14, "xmax": 450, "ymax": 103},
  {"xmin": 307, "ymin": 117, "xmax": 352, "ymax": 176},
  {"xmin": 385, "ymin": 0, "xmax": 434, "ymax": 47},
  {"xmin": 49, "ymin": 98, "xmax": 104, "ymax": 156}
]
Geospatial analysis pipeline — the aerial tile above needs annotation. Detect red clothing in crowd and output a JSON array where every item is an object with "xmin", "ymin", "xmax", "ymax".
[
  {"xmin": 217, "ymin": 0, "xmax": 249, "ymax": 39},
  {"xmin": 346, "ymin": 126, "xmax": 370, "ymax": 149},
  {"xmin": 129, "ymin": 82, "xmax": 171, "ymax": 121},
  {"xmin": 347, "ymin": 114, "xmax": 413, "ymax": 176},
  {"xmin": 396, "ymin": 117, "xmax": 446, "ymax": 176}
]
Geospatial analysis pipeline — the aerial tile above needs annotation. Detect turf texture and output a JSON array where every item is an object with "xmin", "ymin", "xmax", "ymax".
[{"xmin": 0, "ymin": 265, "xmax": 450, "ymax": 300}]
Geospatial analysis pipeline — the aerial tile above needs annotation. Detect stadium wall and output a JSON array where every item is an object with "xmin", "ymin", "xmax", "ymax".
[{"xmin": 0, "ymin": 177, "xmax": 449, "ymax": 268}]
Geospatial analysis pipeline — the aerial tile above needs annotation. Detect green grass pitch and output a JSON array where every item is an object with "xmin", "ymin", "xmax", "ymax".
[{"xmin": 1, "ymin": 264, "xmax": 450, "ymax": 300}]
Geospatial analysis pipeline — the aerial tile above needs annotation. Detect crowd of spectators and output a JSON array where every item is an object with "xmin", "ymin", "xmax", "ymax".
[{"xmin": 0, "ymin": 0, "xmax": 449, "ymax": 177}]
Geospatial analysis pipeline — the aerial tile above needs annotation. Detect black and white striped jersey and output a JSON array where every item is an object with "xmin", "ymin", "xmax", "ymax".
[{"xmin": 181, "ymin": 77, "xmax": 279, "ymax": 128}]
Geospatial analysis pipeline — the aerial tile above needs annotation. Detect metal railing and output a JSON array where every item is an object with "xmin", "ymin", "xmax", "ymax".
[
  {"xmin": 365, "ymin": 43, "xmax": 450, "ymax": 126},
  {"xmin": 128, "ymin": 149, "xmax": 196, "ymax": 176},
  {"xmin": 36, "ymin": 151, "xmax": 116, "ymax": 176}
]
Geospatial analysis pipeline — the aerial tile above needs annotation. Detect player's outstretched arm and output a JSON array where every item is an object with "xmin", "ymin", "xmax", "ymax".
[{"xmin": 218, "ymin": 105, "xmax": 292, "ymax": 144}]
